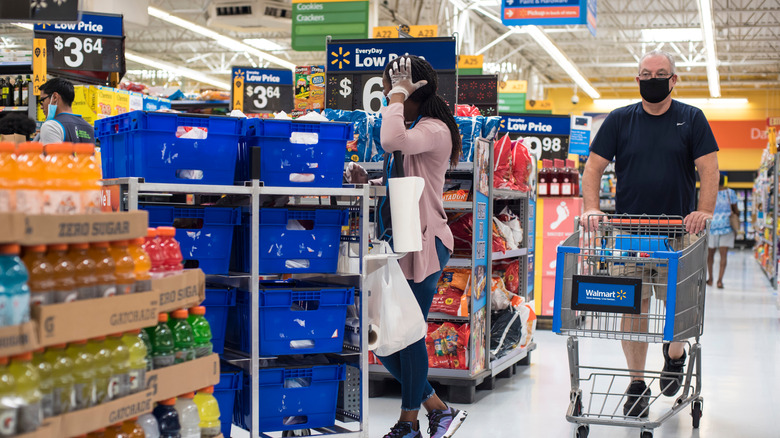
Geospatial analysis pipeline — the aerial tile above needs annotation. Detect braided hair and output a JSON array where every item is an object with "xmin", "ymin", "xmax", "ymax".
[{"xmin": 383, "ymin": 55, "xmax": 461, "ymax": 166}]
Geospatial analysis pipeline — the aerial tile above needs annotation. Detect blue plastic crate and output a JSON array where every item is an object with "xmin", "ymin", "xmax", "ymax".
[
  {"xmin": 202, "ymin": 287, "xmax": 236, "ymax": 354},
  {"xmin": 236, "ymin": 364, "xmax": 346, "ymax": 433},
  {"xmin": 95, "ymin": 111, "xmax": 244, "ymax": 185},
  {"xmin": 225, "ymin": 280, "xmax": 354, "ymax": 356},
  {"xmin": 230, "ymin": 208, "xmax": 348, "ymax": 274},
  {"xmin": 235, "ymin": 118, "xmax": 353, "ymax": 187},
  {"xmin": 214, "ymin": 363, "xmax": 243, "ymax": 438},
  {"xmin": 142, "ymin": 205, "xmax": 241, "ymax": 275}
]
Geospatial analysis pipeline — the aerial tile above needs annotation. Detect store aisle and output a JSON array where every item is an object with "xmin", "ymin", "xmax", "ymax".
[{"xmin": 369, "ymin": 250, "xmax": 780, "ymax": 437}]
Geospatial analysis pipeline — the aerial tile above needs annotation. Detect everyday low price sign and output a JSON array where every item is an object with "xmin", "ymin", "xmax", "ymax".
[
  {"xmin": 34, "ymin": 12, "xmax": 124, "ymax": 73},
  {"xmin": 232, "ymin": 67, "xmax": 294, "ymax": 115},
  {"xmin": 499, "ymin": 113, "xmax": 571, "ymax": 160}
]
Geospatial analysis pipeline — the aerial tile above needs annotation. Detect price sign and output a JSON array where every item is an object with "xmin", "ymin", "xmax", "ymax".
[
  {"xmin": 521, "ymin": 135, "xmax": 570, "ymax": 161},
  {"xmin": 499, "ymin": 113, "xmax": 571, "ymax": 160},
  {"xmin": 232, "ymin": 67, "xmax": 293, "ymax": 115},
  {"xmin": 34, "ymin": 12, "xmax": 124, "ymax": 74}
]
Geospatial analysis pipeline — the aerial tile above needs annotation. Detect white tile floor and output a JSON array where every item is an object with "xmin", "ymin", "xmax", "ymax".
[{"xmin": 234, "ymin": 250, "xmax": 780, "ymax": 438}]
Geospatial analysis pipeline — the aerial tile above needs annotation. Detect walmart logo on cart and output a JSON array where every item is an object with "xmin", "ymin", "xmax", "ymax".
[{"xmin": 585, "ymin": 289, "xmax": 627, "ymax": 301}]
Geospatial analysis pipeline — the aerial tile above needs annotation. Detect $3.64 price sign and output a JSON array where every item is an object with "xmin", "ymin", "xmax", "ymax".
[
  {"xmin": 54, "ymin": 35, "xmax": 103, "ymax": 68},
  {"xmin": 243, "ymin": 83, "xmax": 292, "ymax": 114},
  {"xmin": 246, "ymin": 85, "xmax": 281, "ymax": 110},
  {"xmin": 522, "ymin": 135, "xmax": 570, "ymax": 161},
  {"xmin": 41, "ymin": 32, "xmax": 123, "ymax": 72}
]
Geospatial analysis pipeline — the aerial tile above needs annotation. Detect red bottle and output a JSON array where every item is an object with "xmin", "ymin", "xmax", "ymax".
[
  {"xmin": 560, "ymin": 159, "xmax": 573, "ymax": 197},
  {"xmin": 567, "ymin": 159, "xmax": 580, "ymax": 196},
  {"xmin": 538, "ymin": 160, "xmax": 550, "ymax": 197},
  {"xmin": 142, "ymin": 228, "xmax": 166, "ymax": 280},
  {"xmin": 550, "ymin": 159, "xmax": 564, "ymax": 197},
  {"xmin": 157, "ymin": 227, "xmax": 183, "ymax": 277}
]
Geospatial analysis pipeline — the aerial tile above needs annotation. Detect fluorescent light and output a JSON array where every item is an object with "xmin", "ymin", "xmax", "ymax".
[
  {"xmin": 12, "ymin": 23, "xmax": 33, "ymax": 30},
  {"xmin": 125, "ymin": 51, "xmax": 230, "ymax": 90},
  {"xmin": 640, "ymin": 28, "xmax": 703, "ymax": 43},
  {"xmin": 147, "ymin": 6, "xmax": 295, "ymax": 71},
  {"xmin": 243, "ymin": 38, "xmax": 285, "ymax": 52},
  {"xmin": 697, "ymin": 0, "xmax": 720, "ymax": 97},
  {"xmin": 593, "ymin": 98, "xmax": 748, "ymax": 110}
]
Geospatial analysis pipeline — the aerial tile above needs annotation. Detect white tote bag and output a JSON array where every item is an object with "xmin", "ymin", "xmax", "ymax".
[{"xmin": 365, "ymin": 241, "xmax": 427, "ymax": 357}]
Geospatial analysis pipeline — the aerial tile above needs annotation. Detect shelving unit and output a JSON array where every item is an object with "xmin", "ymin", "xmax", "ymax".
[{"xmin": 752, "ymin": 151, "xmax": 778, "ymax": 287}]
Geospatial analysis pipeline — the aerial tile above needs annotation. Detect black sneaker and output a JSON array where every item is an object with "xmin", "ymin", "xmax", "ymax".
[
  {"xmin": 623, "ymin": 380, "xmax": 651, "ymax": 418},
  {"xmin": 660, "ymin": 343, "xmax": 687, "ymax": 396},
  {"xmin": 383, "ymin": 421, "xmax": 422, "ymax": 438}
]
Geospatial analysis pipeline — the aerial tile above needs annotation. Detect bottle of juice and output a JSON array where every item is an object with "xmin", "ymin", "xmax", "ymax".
[
  {"xmin": 188, "ymin": 306, "xmax": 213, "ymax": 358},
  {"xmin": 43, "ymin": 143, "xmax": 80, "ymax": 214},
  {"xmin": 137, "ymin": 413, "xmax": 160, "ymax": 438},
  {"xmin": 193, "ymin": 386, "xmax": 221, "ymax": 438},
  {"xmin": 106, "ymin": 333, "xmax": 131, "ymax": 400},
  {"xmin": 567, "ymin": 159, "xmax": 580, "ymax": 196},
  {"xmin": 0, "ymin": 244, "xmax": 30, "ymax": 326},
  {"xmin": 550, "ymin": 159, "xmax": 563, "ymax": 197},
  {"xmin": 66, "ymin": 340, "xmax": 96, "ymax": 409},
  {"xmin": 68, "ymin": 243, "xmax": 98, "ymax": 300},
  {"xmin": 168, "ymin": 309, "xmax": 195, "ymax": 363},
  {"xmin": 153, "ymin": 398, "xmax": 181, "ymax": 438},
  {"xmin": 559, "ymin": 158, "xmax": 573, "ymax": 197},
  {"xmin": 127, "ymin": 238, "xmax": 151, "ymax": 293},
  {"xmin": 15, "ymin": 142, "xmax": 46, "ymax": 214},
  {"xmin": 31, "ymin": 348, "xmax": 53, "ymax": 419},
  {"xmin": 120, "ymin": 418, "xmax": 146, "ymax": 438},
  {"xmin": 73, "ymin": 143, "xmax": 102, "ymax": 214},
  {"xmin": 9, "ymin": 352, "xmax": 42, "ymax": 433},
  {"xmin": 138, "ymin": 329, "xmax": 153, "ymax": 371},
  {"xmin": 0, "ymin": 142, "xmax": 17, "ymax": 213},
  {"xmin": 148, "ymin": 313, "xmax": 175, "ymax": 369},
  {"xmin": 21, "ymin": 245, "xmax": 56, "ymax": 306},
  {"xmin": 86, "ymin": 337, "xmax": 112, "ymax": 403},
  {"xmin": 0, "ymin": 356, "xmax": 18, "ymax": 437},
  {"xmin": 175, "ymin": 392, "xmax": 201, "ymax": 438},
  {"xmin": 157, "ymin": 227, "xmax": 183, "ymax": 277},
  {"xmin": 46, "ymin": 244, "xmax": 78, "ymax": 303},
  {"xmin": 143, "ymin": 228, "xmax": 166, "ymax": 280},
  {"xmin": 108, "ymin": 241, "xmax": 135, "ymax": 295},
  {"xmin": 121, "ymin": 330, "xmax": 147, "ymax": 395},
  {"xmin": 537, "ymin": 160, "xmax": 549, "ymax": 197},
  {"xmin": 89, "ymin": 242, "xmax": 117, "ymax": 298},
  {"xmin": 43, "ymin": 344, "xmax": 75, "ymax": 416},
  {"xmin": 104, "ymin": 423, "xmax": 129, "ymax": 438}
]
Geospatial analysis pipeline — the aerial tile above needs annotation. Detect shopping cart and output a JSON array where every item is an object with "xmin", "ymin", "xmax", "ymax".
[{"xmin": 553, "ymin": 215, "xmax": 707, "ymax": 438}]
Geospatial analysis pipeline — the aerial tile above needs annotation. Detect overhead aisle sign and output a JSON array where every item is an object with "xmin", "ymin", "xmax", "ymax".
[
  {"xmin": 372, "ymin": 25, "xmax": 438, "ymax": 39},
  {"xmin": 232, "ymin": 67, "xmax": 294, "ymax": 115},
  {"xmin": 498, "ymin": 80, "xmax": 527, "ymax": 113},
  {"xmin": 502, "ymin": 0, "xmax": 593, "ymax": 27},
  {"xmin": 292, "ymin": 0, "xmax": 369, "ymax": 52},
  {"xmin": 499, "ymin": 113, "xmax": 571, "ymax": 160}
]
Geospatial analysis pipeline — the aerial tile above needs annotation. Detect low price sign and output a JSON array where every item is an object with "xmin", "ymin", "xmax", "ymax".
[
  {"xmin": 499, "ymin": 113, "xmax": 571, "ymax": 160},
  {"xmin": 34, "ymin": 12, "xmax": 124, "ymax": 73},
  {"xmin": 232, "ymin": 67, "xmax": 293, "ymax": 115}
]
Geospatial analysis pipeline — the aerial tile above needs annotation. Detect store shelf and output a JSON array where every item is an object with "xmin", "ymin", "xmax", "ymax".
[
  {"xmin": 447, "ymin": 257, "xmax": 472, "ymax": 267},
  {"xmin": 170, "ymin": 99, "xmax": 230, "ymax": 109},
  {"xmin": 0, "ymin": 106, "xmax": 28, "ymax": 112},
  {"xmin": 370, "ymin": 364, "xmax": 484, "ymax": 380},
  {"xmin": 492, "ymin": 248, "xmax": 528, "ymax": 261},
  {"xmin": 427, "ymin": 312, "xmax": 469, "ymax": 322},
  {"xmin": 493, "ymin": 188, "xmax": 529, "ymax": 200},
  {"xmin": 351, "ymin": 161, "xmax": 474, "ymax": 172},
  {"xmin": 443, "ymin": 201, "xmax": 472, "ymax": 210},
  {"xmin": 490, "ymin": 342, "xmax": 536, "ymax": 377}
]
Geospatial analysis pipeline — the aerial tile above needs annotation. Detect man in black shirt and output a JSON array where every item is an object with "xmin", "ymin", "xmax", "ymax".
[{"xmin": 582, "ymin": 50, "xmax": 719, "ymax": 417}]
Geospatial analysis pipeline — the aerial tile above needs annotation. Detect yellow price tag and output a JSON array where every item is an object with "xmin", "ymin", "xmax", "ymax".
[
  {"xmin": 499, "ymin": 80, "xmax": 528, "ymax": 94},
  {"xmin": 526, "ymin": 99, "xmax": 553, "ymax": 111},
  {"xmin": 458, "ymin": 55, "xmax": 484, "ymax": 69}
]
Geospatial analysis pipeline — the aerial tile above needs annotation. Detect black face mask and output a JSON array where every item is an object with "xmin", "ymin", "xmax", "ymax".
[{"xmin": 639, "ymin": 77, "xmax": 673, "ymax": 103}]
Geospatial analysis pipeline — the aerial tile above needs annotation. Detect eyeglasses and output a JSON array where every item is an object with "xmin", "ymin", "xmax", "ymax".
[
  {"xmin": 39, "ymin": 94, "xmax": 51, "ymax": 107},
  {"xmin": 638, "ymin": 73, "xmax": 673, "ymax": 80}
]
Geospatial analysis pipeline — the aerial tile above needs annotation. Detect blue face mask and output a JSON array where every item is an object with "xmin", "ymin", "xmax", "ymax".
[
  {"xmin": 381, "ymin": 94, "xmax": 388, "ymax": 107},
  {"xmin": 46, "ymin": 103, "xmax": 57, "ymax": 121}
]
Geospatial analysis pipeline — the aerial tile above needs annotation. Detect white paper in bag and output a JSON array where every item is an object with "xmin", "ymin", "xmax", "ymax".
[{"xmin": 388, "ymin": 176, "xmax": 425, "ymax": 253}]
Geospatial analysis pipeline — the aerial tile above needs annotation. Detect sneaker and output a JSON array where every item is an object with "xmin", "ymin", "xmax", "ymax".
[
  {"xmin": 384, "ymin": 421, "xmax": 422, "ymax": 438},
  {"xmin": 623, "ymin": 380, "xmax": 651, "ymax": 418},
  {"xmin": 660, "ymin": 343, "xmax": 687, "ymax": 396},
  {"xmin": 427, "ymin": 407, "xmax": 467, "ymax": 438}
]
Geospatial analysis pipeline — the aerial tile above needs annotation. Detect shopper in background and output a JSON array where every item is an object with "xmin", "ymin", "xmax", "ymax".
[
  {"xmin": 581, "ymin": 50, "xmax": 719, "ymax": 417},
  {"xmin": 707, "ymin": 174, "xmax": 739, "ymax": 288},
  {"xmin": 35, "ymin": 78, "xmax": 94, "ymax": 145},
  {"xmin": 375, "ymin": 55, "xmax": 467, "ymax": 438}
]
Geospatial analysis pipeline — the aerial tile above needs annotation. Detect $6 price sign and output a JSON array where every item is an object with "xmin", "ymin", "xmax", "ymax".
[
  {"xmin": 246, "ymin": 85, "xmax": 281, "ymax": 109},
  {"xmin": 523, "ymin": 136, "xmax": 564, "ymax": 161},
  {"xmin": 54, "ymin": 35, "xmax": 103, "ymax": 69},
  {"xmin": 338, "ymin": 76, "xmax": 384, "ymax": 113}
]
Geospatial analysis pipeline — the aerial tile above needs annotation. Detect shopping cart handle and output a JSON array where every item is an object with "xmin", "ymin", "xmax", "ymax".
[{"xmin": 606, "ymin": 218, "xmax": 684, "ymax": 226}]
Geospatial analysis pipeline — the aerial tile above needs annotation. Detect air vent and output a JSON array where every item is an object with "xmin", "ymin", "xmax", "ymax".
[
  {"xmin": 217, "ymin": 6, "xmax": 253, "ymax": 16},
  {"xmin": 265, "ymin": 6, "xmax": 289, "ymax": 19}
]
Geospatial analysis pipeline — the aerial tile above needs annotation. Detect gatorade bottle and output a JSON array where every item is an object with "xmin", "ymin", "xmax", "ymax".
[
  {"xmin": 168, "ymin": 309, "xmax": 195, "ymax": 364},
  {"xmin": 0, "ymin": 244, "xmax": 30, "ymax": 326},
  {"xmin": 121, "ymin": 330, "xmax": 147, "ymax": 394},
  {"xmin": 138, "ymin": 329, "xmax": 153, "ymax": 371},
  {"xmin": 153, "ymin": 398, "xmax": 181, "ymax": 438},
  {"xmin": 0, "ymin": 142, "xmax": 17, "ymax": 212},
  {"xmin": 104, "ymin": 423, "xmax": 129, "ymax": 438},
  {"xmin": 188, "ymin": 306, "xmax": 213, "ymax": 358},
  {"xmin": 157, "ymin": 227, "xmax": 183, "ymax": 277},
  {"xmin": 31, "ymin": 349, "xmax": 53, "ymax": 418},
  {"xmin": 0, "ymin": 356, "xmax": 18, "ymax": 437},
  {"xmin": 21, "ymin": 245, "xmax": 56, "ymax": 306},
  {"xmin": 69, "ymin": 243, "xmax": 98, "ymax": 300},
  {"xmin": 15, "ymin": 142, "xmax": 45, "ymax": 214},
  {"xmin": 43, "ymin": 344, "xmax": 75, "ymax": 415},
  {"xmin": 120, "ymin": 418, "xmax": 146, "ymax": 438},
  {"xmin": 86, "ymin": 337, "xmax": 112, "ymax": 403},
  {"xmin": 66, "ymin": 340, "xmax": 96, "ymax": 409},
  {"xmin": 143, "ymin": 228, "xmax": 166, "ymax": 280},
  {"xmin": 137, "ymin": 413, "xmax": 160, "ymax": 438},
  {"xmin": 89, "ymin": 242, "xmax": 117, "ymax": 298},
  {"xmin": 46, "ymin": 244, "xmax": 78, "ymax": 303},
  {"xmin": 148, "ymin": 313, "xmax": 175, "ymax": 369},
  {"xmin": 109, "ymin": 241, "xmax": 136, "ymax": 295},
  {"xmin": 87, "ymin": 428, "xmax": 106, "ymax": 438},
  {"xmin": 175, "ymin": 392, "xmax": 201, "ymax": 438},
  {"xmin": 128, "ymin": 238, "xmax": 152, "ymax": 293},
  {"xmin": 193, "ymin": 386, "xmax": 221, "ymax": 438},
  {"xmin": 106, "ymin": 333, "xmax": 131, "ymax": 400},
  {"xmin": 9, "ymin": 352, "xmax": 42, "ymax": 433},
  {"xmin": 73, "ymin": 143, "xmax": 102, "ymax": 214},
  {"xmin": 43, "ymin": 143, "xmax": 80, "ymax": 214}
]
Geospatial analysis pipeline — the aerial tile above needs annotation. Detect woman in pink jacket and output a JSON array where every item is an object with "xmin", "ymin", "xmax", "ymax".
[{"xmin": 377, "ymin": 55, "xmax": 467, "ymax": 438}]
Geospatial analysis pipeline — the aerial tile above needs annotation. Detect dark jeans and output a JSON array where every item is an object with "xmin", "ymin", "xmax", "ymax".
[{"xmin": 376, "ymin": 237, "xmax": 450, "ymax": 411}]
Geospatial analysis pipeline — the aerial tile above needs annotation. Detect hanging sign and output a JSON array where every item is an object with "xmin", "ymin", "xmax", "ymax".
[
  {"xmin": 525, "ymin": 99, "xmax": 554, "ymax": 114},
  {"xmin": 32, "ymin": 38, "xmax": 47, "ymax": 97},
  {"xmin": 292, "ymin": 0, "xmax": 369, "ymax": 51},
  {"xmin": 569, "ymin": 115, "xmax": 592, "ymax": 155},
  {"xmin": 33, "ymin": 12, "xmax": 124, "ymax": 73},
  {"xmin": 502, "ymin": 0, "xmax": 590, "ymax": 27},
  {"xmin": 499, "ymin": 113, "xmax": 571, "ymax": 160},
  {"xmin": 231, "ymin": 67, "xmax": 293, "ymax": 115},
  {"xmin": 373, "ymin": 25, "xmax": 439, "ymax": 39},
  {"xmin": 586, "ymin": 0, "xmax": 597, "ymax": 36}
]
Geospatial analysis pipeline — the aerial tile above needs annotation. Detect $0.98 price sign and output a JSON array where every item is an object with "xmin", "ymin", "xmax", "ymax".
[
  {"xmin": 522, "ymin": 135, "xmax": 570, "ymax": 161},
  {"xmin": 329, "ymin": 74, "xmax": 385, "ymax": 114}
]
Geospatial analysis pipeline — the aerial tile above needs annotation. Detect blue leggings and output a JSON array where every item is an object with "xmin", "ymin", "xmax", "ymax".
[{"xmin": 376, "ymin": 238, "xmax": 450, "ymax": 411}]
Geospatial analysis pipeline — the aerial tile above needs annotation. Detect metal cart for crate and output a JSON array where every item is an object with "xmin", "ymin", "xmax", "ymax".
[{"xmin": 553, "ymin": 215, "xmax": 707, "ymax": 438}]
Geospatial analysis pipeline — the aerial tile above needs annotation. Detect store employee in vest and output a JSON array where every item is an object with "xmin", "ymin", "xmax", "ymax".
[
  {"xmin": 582, "ymin": 50, "xmax": 719, "ymax": 418},
  {"xmin": 36, "ymin": 78, "xmax": 95, "ymax": 145}
]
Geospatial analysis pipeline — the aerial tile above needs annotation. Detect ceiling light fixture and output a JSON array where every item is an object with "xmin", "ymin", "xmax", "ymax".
[
  {"xmin": 243, "ymin": 38, "xmax": 285, "ymax": 52},
  {"xmin": 640, "ymin": 28, "xmax": 703, "ymax": 43},
  {"xmin": 12, "ymin": 23, "xmax": 33, "ymax": 30},
  {"xmin": 697, "ymin": 0, "xmax": 721, "ymax": 97},
  {"xmin": 125, "ymin": 51, "xmax": 231, "ymax": 90},
  {"xmin": 524, "ymin": 25, "xmax": 600, "ymax": 99}
]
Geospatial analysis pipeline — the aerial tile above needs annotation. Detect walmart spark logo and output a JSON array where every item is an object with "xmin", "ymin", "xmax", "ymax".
[
  {"xmin": 617, "ymin": 290, "xmax": 626, "ymax": 300},
  {"xmin": 330, "ymin": 47, "xmax": 351, "ymax": 70},
  {"xmin": 499, "ymin": 118, "xmax": 506, "ymax": 130}
]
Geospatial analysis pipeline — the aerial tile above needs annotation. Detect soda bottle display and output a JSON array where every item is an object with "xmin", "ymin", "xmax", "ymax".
[
  {"xmin": 109, "ymin": 240, "xmax": 136, "ymax": 295},
  {"xmin": 127, "ymin": 237, "xmax": 152, "ymax": 293},
  {"xmin": 9, "ymin": 352, "xmax": 42, "ymax": 433},
  {"xmin": 43, "ymin": 344, "xmax": 75, "ymax": 416},
  {"xmin": 106, "ymin": 333, "xmax": 131, "ymax": 399},
  {"xmin": 188, "ymin": 306, "xmax": 213, "ymax": 358},
  {"xmin": 147, "ymin": 313, "xmax": 175, "ymax": 369},
  {"xmin": 137, "ymin": 413, "xmax": 160, "ymax": 438},
  {"xmin": 120, "ymin": 418, "xmax": 146, "ymax": 438},
  {"xmin": 21, "ymin": 245, "xmax": 56, "ymax": 306},
  {"xmin": 86, "ymin": 337, "xmax": 113, "ymax": 403},
  {"xmin": 66, "ymin": 340, "xmax": 97, "ymax": 409},
  {"xmin": 31, "ymin": 349, "xmax": 53, "ymax": 418},
  {"xmin": 143, "ymin": 228, "xmax": 166, "ymax": 280},
  {"xmin": 168, "ymin": 309, "xmax": 195, "ymax": 364},
  {"xmin": 14, "ymin": 142, "xmax": 45, "ymax": 214},
  {"xmin": 175, "ymin": 392, "xmax": 201, "ymax": 438},
  {"xmin": 89, "ymin": 242, "xmax": 117, "ymax": 298},
  {"xmin": 122, "ymin": 330, "xmax": 147, "ymax": 394},
  {"xmin": 68, "ymin": 243, "xmax": 98, "ymax": 300},
  {"xmin": 193, "ymin": 386, "xmax": 221, "ymax": 438},
  {"xmin": 0, "ymin": 142, "xmax": 17, "ymax": 213},
  {"xmin": 0, "ymin": 244, "xmax": 30, "ymax": 326},
  {"xmin": 43, "ymin": 143, "xmax": 80, "ymax": 214},
  {"xmin": 0, "ymin": 356, "xmax": 18, "ymax": 437},
  {"xmin": 157, "ymin": 227, "xmax": 183, "ymax": 277},
  {"xmin": 153, "ymin": 398, "xmax": 182, "ymax": 438},
  {"xmin": 46, "ymin": 244, "xmax": 78, "ymax": 303},
  {"xmin": 73, "ymin": 143, "xmax": 102, "ymax": 214}
]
